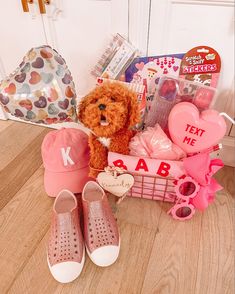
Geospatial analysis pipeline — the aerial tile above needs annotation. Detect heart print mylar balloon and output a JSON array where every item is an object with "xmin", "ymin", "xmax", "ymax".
[
  {"xmin": 0, "ymin": 46, "xmax": 77, "ymax": 124},
  {"xmin": 168, "ymin": 102, "xmax": 227, "ymax": 153}
]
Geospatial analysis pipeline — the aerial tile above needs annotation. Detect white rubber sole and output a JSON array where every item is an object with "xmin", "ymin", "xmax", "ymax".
[
  {"xmin": 47, "ymin": 248, "xmax": 85, "ymax": 283},
  {"xmin": 86, "ymin": 238, "xmax": 120, "ymax": 267}
]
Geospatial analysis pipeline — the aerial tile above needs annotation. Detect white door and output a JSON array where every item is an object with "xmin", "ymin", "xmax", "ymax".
[
  {"xmin": 0, "ymin": 1, "xmax": 47, "ymax": 119},
  {"xmin": 41, "ymin": 0, "xmax": 128, "ymax": 96},
  {"xmin": 0, "ymin": 0, "xmax": 128, "ymax": 124},
  {"xmin": 0, "ymin": 1, "xmax": 46, "ymax": 78},
  {"xmin": 128, "ymin": 0, "xmax": 235, "ymax": 166}
]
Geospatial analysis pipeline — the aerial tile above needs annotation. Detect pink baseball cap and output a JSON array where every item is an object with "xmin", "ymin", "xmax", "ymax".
[{"xmin": 41, "ymin": 128, "xmax": 90, "ymax": 197}]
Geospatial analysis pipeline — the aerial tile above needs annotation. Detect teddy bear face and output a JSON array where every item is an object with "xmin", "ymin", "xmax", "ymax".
[{"xmin": 78, "ymin": 82, "xmax": 140, "ymax": 138}]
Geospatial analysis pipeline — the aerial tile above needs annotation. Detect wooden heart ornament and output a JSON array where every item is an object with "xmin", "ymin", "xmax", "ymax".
[
  {"xmin": 97, "ymin": 172, "xmax": 134, "ymax": 197},
  {"xmin": 168, "ymin": 102, "xmax": 227, "ymax": 153}
]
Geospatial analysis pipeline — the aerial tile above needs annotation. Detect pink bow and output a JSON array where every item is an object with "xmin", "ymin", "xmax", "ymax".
[{"xmin": 183, "ymin": 153, "xmax": 224, "ymax": 211}]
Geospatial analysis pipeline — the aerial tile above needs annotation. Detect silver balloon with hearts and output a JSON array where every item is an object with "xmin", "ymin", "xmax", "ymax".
[{"xmin": 0, "ymin": 45, "xmax": 77, "ymax": 124}]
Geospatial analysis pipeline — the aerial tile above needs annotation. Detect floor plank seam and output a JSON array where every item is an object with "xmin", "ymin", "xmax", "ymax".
[
  {"xmin": 155, "ymin": 201, "xmax": 165, "ymax": 234},
  {"xmin": 0, "ymin": 121, "xmax": 14, "ymax": 133},
  {"xmin": 0, "ymin": 124, "xmax": 46, "ymax": 168},
  {"xmin": 0, "ymin": 130, "xmax": 48, "ymax": 211},
  {"xmin": 6, "ymin": 217, "xmax": 51, "ymax": 293},
  {"xmin": 139, "ymin": 224, "xmax": 166, "ymax": 294},
  {"xmin": 192, "ymin": 214, "xmax": 203, "ymax": 293},
  {"xmin": 0, "ymin": 165, "xmax": 45, "ymax": 212}
]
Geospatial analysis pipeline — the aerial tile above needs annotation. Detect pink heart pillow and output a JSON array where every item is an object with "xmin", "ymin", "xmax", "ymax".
[{"xmin": 168, "ymin": 102, "xmax": 227, "ymax": 154}]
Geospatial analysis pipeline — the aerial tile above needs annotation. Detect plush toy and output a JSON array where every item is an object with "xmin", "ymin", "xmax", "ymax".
[{"xmin": 78, "ymin": 81, "xmax": 140, "ymax": 177}]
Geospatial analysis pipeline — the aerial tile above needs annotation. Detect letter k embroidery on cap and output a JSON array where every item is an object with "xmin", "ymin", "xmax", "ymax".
[{"xmin": 61, "ymin": 147, "xmax": 75, "ymax": 166}]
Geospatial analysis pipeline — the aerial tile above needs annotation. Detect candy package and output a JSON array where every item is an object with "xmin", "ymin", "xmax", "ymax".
[
  {"xmin": 146, "ymin": 76, "xmax": 217, "ymax": 130},
  {"xmin": 91, "ymin": 34, "xmax": 137, "ymax": 80},
  {"xmin": 179, "ymin": 46, "xmax": 221, "ymax": 88},
  {"xmin": 125, "ymin": 54, "xmax": 184, "ymax": 127}
]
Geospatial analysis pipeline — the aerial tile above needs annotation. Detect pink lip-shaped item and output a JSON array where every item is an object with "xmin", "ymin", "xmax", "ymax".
[{"xmin": 168, "ymin": 102, "xmax": 227, "ymax": 154}]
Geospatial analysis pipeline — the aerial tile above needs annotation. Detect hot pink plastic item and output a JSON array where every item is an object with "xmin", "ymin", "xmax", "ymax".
[
  {"xmin": 194, "ymin": 87, "xmax": 214, "ymax": 110},
  {"xmin": 168, "ymin": 102, "xmax": 227, "ymax": 154},
  {"xmin": 129, "ymin": 124, "xmax": 186, "ymax": 160},
  {"xmin": 41, "ymin": 128, "xmax": 90, "ymax": 197},
  {"xmin": 183, "ymin": 153, "xmax": 224, "ymax": 210},
  {"xmin": 169, "ymin": 176, "xmax": 200, "ymax": 220}
]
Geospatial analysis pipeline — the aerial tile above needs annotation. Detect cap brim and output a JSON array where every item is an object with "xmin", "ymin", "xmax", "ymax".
[{"xmin": 44, "ymin": 166, "xmax": 89, "ymax": 197}]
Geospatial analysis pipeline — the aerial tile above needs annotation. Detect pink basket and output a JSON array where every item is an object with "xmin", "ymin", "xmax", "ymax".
[
  {"xmin": 108, "ymin": 152, "xmax": 185, "ymax": 203},
  {"xmin": 128, "ymin": 172, "xmax": 177, "ymax": 203},
  {"xmin": 107, "ymin": 151, "xmax": 223, "ymax": 221},
  {"xmin": 107, "ymin": 152, "xmax": 202, "ymax": 221}
]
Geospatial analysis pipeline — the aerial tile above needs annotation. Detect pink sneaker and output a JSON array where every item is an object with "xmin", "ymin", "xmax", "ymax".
[
  {"xmin": 47, "ymin": 190, "xmax": 85, "ymax": 283},
  {"xmin": 82, "ymin": 181, "xmax": 120, "ymax": 267}
]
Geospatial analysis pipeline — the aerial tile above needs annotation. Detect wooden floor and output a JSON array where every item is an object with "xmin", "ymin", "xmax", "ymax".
[{"xmin": 0, "ymin": 120, "xmax": 234, "ymax": 294}]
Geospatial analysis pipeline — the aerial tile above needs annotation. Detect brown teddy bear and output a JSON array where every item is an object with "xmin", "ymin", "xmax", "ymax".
[{"xmin": 78, "ymin": 81, "xmax": 140, "ymax": 178}]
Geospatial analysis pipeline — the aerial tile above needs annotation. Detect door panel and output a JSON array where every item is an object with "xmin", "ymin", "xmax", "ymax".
[
  {"xmin": 129, "ymin": 0, "xmax": 234, "ymax": 165},
  {"xmin": 42, "ymin": 0, "xmax": 128, "ymax": 96},
  {"xmin": 0, "ymin": 0, "xmax": 128, "ymax": 126},
  {"xmin": 0, "ymin": 1, "xmax": 46, "ymax": 78},
  {"xmin": 148, "ymin": 0, "xmax": 234, "ymax": 90},
  {"xmin": 0, "ymin": 1, "xmax": 46, "ymax": 120},
  {"xmin": 147, "ymin": 0, "xmax": 235, "ymax": 165}
]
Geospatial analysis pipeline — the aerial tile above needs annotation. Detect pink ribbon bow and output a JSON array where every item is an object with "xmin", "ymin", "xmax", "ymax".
[{"xmin": 183, "ymin": 153, "xmax": 224, "ymax": 211}]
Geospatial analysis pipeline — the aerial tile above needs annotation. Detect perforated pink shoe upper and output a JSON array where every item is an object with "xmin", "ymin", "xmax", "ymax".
[
  {"xmin": 47, "ymin": 190, "xmax": 84, "ymax": 267},
  {"xmin": 82, "ymin": 182, "xmax": 119, "ymax": 253}
]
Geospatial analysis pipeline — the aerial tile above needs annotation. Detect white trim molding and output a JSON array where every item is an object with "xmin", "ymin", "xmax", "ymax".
[
  {"xmin": 220, "ymin": 136, "xmax": 235, "ymax": 167},
  {"xmin": 0, "ymin": 106, "xmax": 7, "ymax": 120},
  {"xmin": 41, "ymin": 0, "xmax": 63, "ymax": 50},
  {"xmin": 172, "ymin": 0, "xmax": 234, "ymax": 7},
  {"xmin": 0, "ymin": 57, "xmax": 7, "ymax": 120},
  {"xmin": 128, "ymin": 0, "xmax": 151, "ymax": 55},
  {"xmin": 0, "ymin": 57, "xmax": 6, "ymax": 79},
  {"xmin": 111, "ymin": 0, "xmax": 129, "ymax": 38}
]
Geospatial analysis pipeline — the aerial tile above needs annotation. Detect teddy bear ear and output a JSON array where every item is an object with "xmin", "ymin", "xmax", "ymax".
[{"xmin": 127, "ymin": 90, "xmax": 140, "ymax": 128}]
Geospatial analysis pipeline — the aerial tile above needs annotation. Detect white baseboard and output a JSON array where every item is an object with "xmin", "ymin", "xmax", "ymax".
[
  {"xmin": 0, "ymin": 106, "xmax": 7, "ymax": 120},
  {"xmin": 219, "ymin": 136, "xmax": 235, "ymax": 167},
  {"xmin": 0, "ymin": 113, "xmax": 89, "ymax": 134}
]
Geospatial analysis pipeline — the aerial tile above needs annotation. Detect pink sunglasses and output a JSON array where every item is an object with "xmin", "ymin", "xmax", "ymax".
[{"xmin": 169, "ymin": 176, "xmax": 200, "ymax": 220}]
